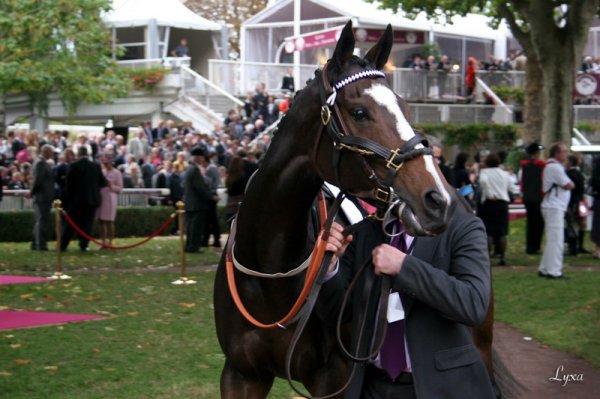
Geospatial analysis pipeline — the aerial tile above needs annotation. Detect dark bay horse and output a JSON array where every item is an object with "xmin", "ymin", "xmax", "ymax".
[{"xmin": 214, "ymin": 21, "xmax": 493, "ymax": 398}]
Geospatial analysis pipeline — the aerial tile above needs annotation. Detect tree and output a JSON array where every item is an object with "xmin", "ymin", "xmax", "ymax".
[
  {"xmin": 0, "ymin": 0, "xmax": 130, "ymax": 118},
  {"xmin": 373, "ymin": 0, "xmax": 600, "ymax": 147},
  {"xmin": 185, "ymin": 0, "xmax": 268, "ymax": 59}
]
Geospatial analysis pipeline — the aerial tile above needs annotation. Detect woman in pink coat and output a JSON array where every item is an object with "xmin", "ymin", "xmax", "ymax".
[{"xmin": 97, "ymin": 152, "xmax": 123, "ymax": 247}]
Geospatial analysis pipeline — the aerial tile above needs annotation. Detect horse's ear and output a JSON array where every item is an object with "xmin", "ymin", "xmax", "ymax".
[
  {"xmin": 330, "ymin": 21, "xmax": 355, "ymax": 73},
  {"xmin": 364, "ymin": 24, "xmax": 393, "ymax": 70}
]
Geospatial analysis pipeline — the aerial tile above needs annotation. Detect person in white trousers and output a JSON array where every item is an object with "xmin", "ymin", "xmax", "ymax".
[{"xmin": 539, "ymin": 142, "xmax": 574, "ymax": 279}]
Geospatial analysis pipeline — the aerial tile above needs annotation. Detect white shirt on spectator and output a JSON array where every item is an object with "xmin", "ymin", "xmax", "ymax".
[
  {"xmin": 478, "ymin": 167, "xmax": 513, "ymax": 203},
  {"xmin": 542, "ymin": 159, "xmax": 572, "ymax": 211}
]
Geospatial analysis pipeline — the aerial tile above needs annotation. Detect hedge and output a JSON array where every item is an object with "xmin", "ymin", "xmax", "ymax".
[{"xmin": 0, "ymin": 206, "xmax": 229, "ymax": 243}]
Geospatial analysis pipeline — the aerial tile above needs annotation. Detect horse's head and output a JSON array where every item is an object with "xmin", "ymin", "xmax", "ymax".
[{"xmin": 314, "ymin": 21, "xmax": 456, "ymax": 236}]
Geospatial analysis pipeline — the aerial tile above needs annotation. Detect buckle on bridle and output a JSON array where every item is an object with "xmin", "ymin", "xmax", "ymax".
[
  {"xmin": 385, "ymin": 149, "xmax": 404, "ymax": 171},
  {"xmin": 375, "ymin": 188, "xmax": 390, "ymax": 203},
  {"xmin": 321, "ymin": 105, "xmax": 332, "ymax": 126}
]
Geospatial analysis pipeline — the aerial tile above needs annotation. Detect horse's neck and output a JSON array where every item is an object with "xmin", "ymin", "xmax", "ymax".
[{"xmin": 234, "ymin": 114, "xmax": 323, "ymax": 273}]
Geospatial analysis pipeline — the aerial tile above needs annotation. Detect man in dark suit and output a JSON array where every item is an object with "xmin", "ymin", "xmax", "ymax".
[
  {"xmin": 27, "ymin": 144, "xmax": 56, "ymax": 251},
  {"xmin": 61, "ymin": 146, "xmax": 106, "ymax": 251},
  {"xmin": 319, "ymin": 204, "xmax": 494, "ymax": 398},
  {"xmin": 281, "ymin": 67, "xmax": 295, "ymax": 93},
  {"xmin": 183, "ymin": 147, "xmax": 213, "ymax": 253},
  {"xmin": 519, "ymin": 142, "xmax": 545, "ymax": 254}
]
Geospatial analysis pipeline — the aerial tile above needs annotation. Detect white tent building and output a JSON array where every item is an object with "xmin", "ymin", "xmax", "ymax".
[
  {"xmin": 105, "ymin": 0, "xmax": 227, "ymax": 75},
  {"xmin": 236, "ymin": 0, "xmax": 511, "ymax": 95},
  {"xmin": 4, "ymin": 0, "xmax": 238, "ymax": 131}
]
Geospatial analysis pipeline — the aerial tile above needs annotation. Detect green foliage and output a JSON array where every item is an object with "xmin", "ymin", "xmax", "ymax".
[
  {"xmin": 576, "ymin": 122, "xmax": 600, "ymax": 134},
  {"xmin": 122, "ymin": 67, "xmax": 169, "ymax": 92},
  {"xmin": 185, "ymin": 0, "xmax": 269, "ymax": 59},
  {"xmin": 0, "ymin": 205, "xmax": 229, "ymax": 242},
  {"xmin": 0, "ymin": 0, "xmax": 130, "ymax": 116},
  {"xmin": 420, "ymin": 42, "xmax": 442, "ymax": 60},
  {"xmin": 504, "ymin": 147, "xmax": 528, "ymax": 172},
  {"xmin": 491, "ymin": 85, "xmax": 525, "ymax": 106},
  {"xmin": 414, "ymin": 122, "xmax": 519, "ymax": 153}
]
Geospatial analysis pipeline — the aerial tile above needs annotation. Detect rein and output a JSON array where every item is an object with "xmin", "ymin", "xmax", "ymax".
[{"xmin": 225, "ymin": 191, "xmax": 329, "ymax": 329}]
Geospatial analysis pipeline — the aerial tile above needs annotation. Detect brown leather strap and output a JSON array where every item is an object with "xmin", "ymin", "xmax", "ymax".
[{"xmin": 225, "ymin": 192, "xmax": 328, "ymax": 329}]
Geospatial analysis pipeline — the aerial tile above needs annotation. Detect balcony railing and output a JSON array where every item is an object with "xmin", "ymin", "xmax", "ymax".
[
  {"xmin": 207, "ymin": 59, "xmax": 527, "ymax": 100},
  {"xmin": 117, "ymin": 57, "xmax": 191, "ymax": 70},
  {"xmin": 0, "ymin": 189, "xmax": 171, "ymax": 212}
]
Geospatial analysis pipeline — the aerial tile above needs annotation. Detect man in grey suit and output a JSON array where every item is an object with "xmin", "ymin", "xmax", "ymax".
[
  {"xmin": 27, "ymin": 144, "xmax": 56, "ymax": 251},
  {"xmin": 320, "ymin": 204, "xmax": 494, "ymax": 398},
  {"xmin": 183, "ymin": 147, "xmax": 213, "ymax": 253}
]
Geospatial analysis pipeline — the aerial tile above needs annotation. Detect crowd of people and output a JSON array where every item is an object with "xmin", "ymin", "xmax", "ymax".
[
  {"xmin": 406, "ymin": 50, "xmax": 526, "ymax": 73},
  {"xmin": 400, "ymin": 50, "xmax": 527, "ymax": 101},
  {"xmin": 0, "ymin": 82, "xmax": 280, "ymax": 251},
  {"xmin": 2, "ymin": 102, "xmax": 600, "ymax": 275},
  {"xmin": 433, "ymin": 140, "xmax": 600, "ymax": 278}
]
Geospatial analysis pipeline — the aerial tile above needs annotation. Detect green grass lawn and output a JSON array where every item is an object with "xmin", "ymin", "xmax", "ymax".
[
  {"xmin": 1, "ymin": 218, "xmax": 599, "ymax": 398},
  {"xmin": 0, "ymin": 236, "xmax": 221, "ymax": 272}
]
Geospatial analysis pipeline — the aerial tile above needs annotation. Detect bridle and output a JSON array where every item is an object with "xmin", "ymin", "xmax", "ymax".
[{"xmin": 313, "ymin": 62, "xmax": 433, "ymax": 216}]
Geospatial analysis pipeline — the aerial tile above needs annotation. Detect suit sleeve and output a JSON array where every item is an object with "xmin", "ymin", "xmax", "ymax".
[
  {"xmin": 30, "ymin": 161, "xmax": 44, "ymax": 195},
  {"xmin": 394, "ymin": 215, "xmax": 491, "ymax": 326},
  {"xmin": 315, "ymin": 230, "xmax": 360, "ymax": 326},
  {"xmin": 191, "ymin": 167, "xmax": 213, "ymax": 202}
]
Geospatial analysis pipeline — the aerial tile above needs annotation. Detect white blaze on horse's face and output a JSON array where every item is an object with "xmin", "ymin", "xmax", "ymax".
[{"xmin": 364, "ymin": 83, "xmax": 451, "ymax": 204}]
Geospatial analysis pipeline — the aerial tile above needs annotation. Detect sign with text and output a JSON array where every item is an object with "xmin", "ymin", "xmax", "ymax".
[
  {"xmin": 284, "ymin": 27, "xmax": 425, "ymax": 53},
  {"xmin": 574, "ymin": 73, "xmax": 600, "ymax": 97}
]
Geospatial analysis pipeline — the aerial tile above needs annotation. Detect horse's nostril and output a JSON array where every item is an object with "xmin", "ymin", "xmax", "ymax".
[{"xmin": 424, "ymin": 190, "xmax": 447, "ymax": 214}]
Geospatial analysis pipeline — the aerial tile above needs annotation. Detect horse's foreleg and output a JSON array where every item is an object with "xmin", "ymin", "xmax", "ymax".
[
  {"xmin": 302, "ymin": 356, "xmax": 348, "ymax": 399},
  {"xmin": 220, "ymin": 359, "xmax": 274, "ymax": 399}
]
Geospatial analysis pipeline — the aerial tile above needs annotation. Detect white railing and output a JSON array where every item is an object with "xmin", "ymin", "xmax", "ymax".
[
  {"xmin": 408, "ymin": 103, "xmax": 514, "ymax": 125},
  {"xmin": 391, "ymin": 69, "xmax": 464, "ymax": 100},
  {"xmin": 0, "ymin": 189, "xmax": 170, "ymax": 212},
  {"xmin": 208, "ymin": 59, "xmax": 528, "ymax": 100},
  {"xmin": 209, "ymin": 59, "xmax": 320, "ymax": 96},
  {"xmin": 574, "ymin": 105, "xmax": 600, "ymax": 124},
  {"xmin": 180, "ymin": 66, "xmax": 244, "ymax": 113},
  {"xmin": 117, "ymin": 57, "xmax": 191, "ymax": 70}
]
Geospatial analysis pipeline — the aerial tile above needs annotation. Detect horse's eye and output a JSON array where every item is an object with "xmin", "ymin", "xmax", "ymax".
[{"xmin": 351, "ymin": 108, "xmax": 369, "ymax": 121}]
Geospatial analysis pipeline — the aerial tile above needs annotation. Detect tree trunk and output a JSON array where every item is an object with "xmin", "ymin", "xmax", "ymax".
[
  {"xmin": 526, "ymin": 0, "xmax": 599, "ymax": 149},
  {"xmin": 522, "ymin": 52, "xmax": 544, "ymax": 144},
  {"xmin": 540, "ymin": 55, "xmax": 576, "ymax": 147}
]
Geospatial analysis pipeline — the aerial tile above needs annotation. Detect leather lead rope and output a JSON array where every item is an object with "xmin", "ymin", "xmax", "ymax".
[
  {"xmin": 225, "ymin": 192, "xmax": 328, "ymax": 329},
  {"xmin": 285, "ymin": 191, "xmax": 353, "ymax": 399}
]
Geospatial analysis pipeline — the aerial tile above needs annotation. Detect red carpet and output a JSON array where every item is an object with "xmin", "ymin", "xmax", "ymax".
[
  {"xmin": 0, "ymin": 310, "xmax": 105, "ymax": 330},
  {"xmin": 0, "ymin": 275, "xmax": 51, "ymax": 285}
]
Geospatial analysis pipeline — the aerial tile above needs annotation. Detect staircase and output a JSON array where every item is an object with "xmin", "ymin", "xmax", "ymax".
[{"xmin": 164, "ymin": 67, "xmax": 244, "ymax": 133}]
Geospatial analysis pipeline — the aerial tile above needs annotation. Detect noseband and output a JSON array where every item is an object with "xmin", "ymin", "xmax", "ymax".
[{"xmin": 314, "ymin": 63, "xmax": 433, "ymax": 213}]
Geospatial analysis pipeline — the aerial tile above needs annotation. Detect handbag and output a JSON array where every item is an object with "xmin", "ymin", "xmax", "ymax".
[{"xmin": 578, "ymin": 199, "xmax": 591, "ymax": 218}]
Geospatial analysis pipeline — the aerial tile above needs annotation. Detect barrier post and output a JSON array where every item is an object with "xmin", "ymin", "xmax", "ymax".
[
  {"xmin": 172, "ymin": 201, "xmax": 196, "ymax": 285},
  {"xmin": 50, "ymin": 200, "xmax": 71, "ymax": 280}
]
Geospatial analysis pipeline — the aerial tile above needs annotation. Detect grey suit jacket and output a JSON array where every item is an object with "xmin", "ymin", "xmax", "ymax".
[
  {"xmin": 183, "ymin": 163, "xmax": 212, "ymax": 211},
  {"xmin": 317, "ymin": 206, "xmax": 494, "ymax": 398},
  {"xmin": 31, "ymin": 157, "xmax": 55, "ymax": 204}
]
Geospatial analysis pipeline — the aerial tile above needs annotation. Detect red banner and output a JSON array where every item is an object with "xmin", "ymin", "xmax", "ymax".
[{"xmin": 284, "ymin": 27, "xmax": 425, "ymax": 53}]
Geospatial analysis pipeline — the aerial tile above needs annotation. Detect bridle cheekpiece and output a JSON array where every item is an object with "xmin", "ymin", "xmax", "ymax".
[{"xmin": 316, "ymin": 63, "xmax": 433, "ymax": 213}]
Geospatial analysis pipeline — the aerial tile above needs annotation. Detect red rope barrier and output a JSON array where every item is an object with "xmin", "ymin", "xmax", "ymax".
[{"xmin": 61, "ymin": 210, "xmax": 176, "ymax": 250}]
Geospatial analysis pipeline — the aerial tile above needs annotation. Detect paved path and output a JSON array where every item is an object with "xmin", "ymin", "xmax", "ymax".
[{"xmin": 494, "ymin": 322, "xmax": 600, "ymax": 398}]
